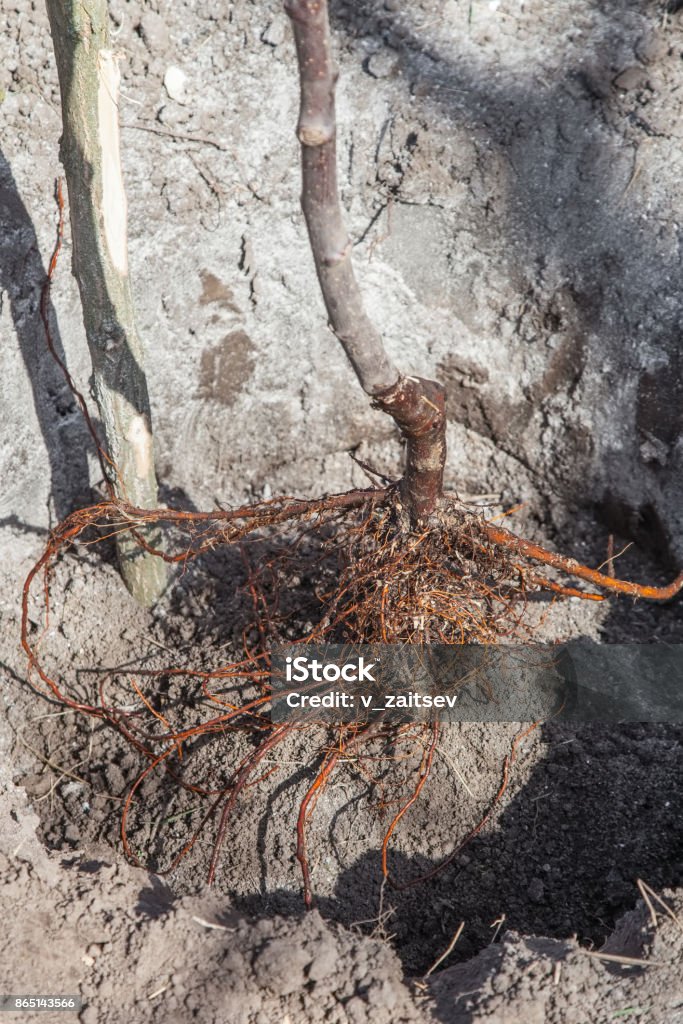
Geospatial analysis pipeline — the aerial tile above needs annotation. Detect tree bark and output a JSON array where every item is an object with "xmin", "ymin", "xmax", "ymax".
[
  {"xmin": 46, "ymin": 0, "xmax": 166, "ymax": 606},
  {"xmin": 284, "ymin": 0, "xmax": 446, "ymax": 522}
]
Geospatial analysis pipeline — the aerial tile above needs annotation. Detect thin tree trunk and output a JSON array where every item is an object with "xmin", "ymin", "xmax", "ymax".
[
  {"xmin": 284, "ymin": 0, "xmax": 447, "ymax": 522},
  {"xmin": 46, "ymin": 0, "xmax": 166, "ymax": 606}
]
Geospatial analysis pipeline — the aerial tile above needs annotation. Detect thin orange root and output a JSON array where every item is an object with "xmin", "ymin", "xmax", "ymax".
[{"xmin": 483, "ymin": 521, "xmax": 683, "ymax": 601}]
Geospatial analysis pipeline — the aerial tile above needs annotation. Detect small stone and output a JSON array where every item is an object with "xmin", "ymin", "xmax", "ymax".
[
  {"xmin": 261, "ymin": 17, "xmax": 286, "ymax": 47},
  {"xmin": 139, "ymin": 11, "xmax": 170, "ymax": 53},
  {"xmin": 635, "ymin": 33, "xmax": 669, "ymax": 64},
  {"xmin": 80, "ymin": 1005, "xmax": 99, "ymax": 1024},
  {"xmin": 18, "ymin": 93, "xmax": 33, "ymax": 117},
  {"xmin": 366, "ymin": 50, "xmax": 397, "ymax": 79},
  {"xmin": 158, "ymin": 103, "xmax": 192, "ymax": 126},
  {"xmin": 412, "ymin": 80, "xmax": 432, "ymax": 99},
  {"xmin": 164, "ymin": 66, "xmax": 188, "ymax": 104},
  {"xmin": 640, "ymin": 434, "xmax": 668, "ymax": 466},
  {"xmin": 528, "ymin": 877, "xmax": 545, "ymax": 902},
  {"xmin": 64, "ymin": 824, "xmax": 80, "ymax": 844},
  {"xmin": 368, "ymin": 978, "xmax": 399, "ymax": 1011},
  {"xmin": 613, "ymin": 66, "xmax": 648, "ymax": 92},
  {"xmin": 344, "ymin": 997, "xmax": 368, "ymax": 1024}
]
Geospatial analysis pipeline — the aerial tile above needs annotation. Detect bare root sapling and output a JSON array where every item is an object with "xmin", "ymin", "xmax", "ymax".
[
  {"xmin": 285, "ymin": 0, "xmax": 447, "ymax": 523},
  {"xmin": 22, "ymin": 0, "xmax": 683, "ymax": 909}
]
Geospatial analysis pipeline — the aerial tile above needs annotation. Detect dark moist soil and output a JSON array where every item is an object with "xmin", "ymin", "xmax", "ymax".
[{"xmin": 14, "ymin": 528, "xmax": 683, "ymax": 979}]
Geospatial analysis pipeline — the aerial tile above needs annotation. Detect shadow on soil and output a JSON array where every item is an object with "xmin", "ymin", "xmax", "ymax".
[
  {"xmin": 234, "ymin": 718, "xmax": 682, "ymax": 977},
  {"xmin": 0, "ymin": 150, "xmax": 92, "ymax": 521}
]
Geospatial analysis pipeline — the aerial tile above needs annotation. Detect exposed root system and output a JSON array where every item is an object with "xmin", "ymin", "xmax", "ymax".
[{"xmin": 20, "ymin": 487, "xmax": 683, "ymax": 906}]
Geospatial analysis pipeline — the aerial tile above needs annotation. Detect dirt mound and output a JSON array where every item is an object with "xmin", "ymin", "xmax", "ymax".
[{"xmin": 3, "ymin": 759, "xmax": 682, "ymax": 1024}]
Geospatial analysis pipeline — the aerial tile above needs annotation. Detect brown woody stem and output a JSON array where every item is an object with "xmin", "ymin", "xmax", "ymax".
[{"xmin": 284, "ymin": 0, "xmax": 446, "ymax": 521}]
